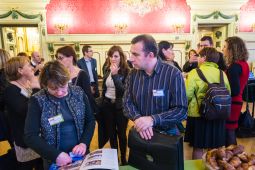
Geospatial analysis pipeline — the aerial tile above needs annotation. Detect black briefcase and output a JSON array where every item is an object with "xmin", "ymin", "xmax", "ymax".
[{"xmin": 128, "ymin": 127, "xmax": 184, "ymax": 170}]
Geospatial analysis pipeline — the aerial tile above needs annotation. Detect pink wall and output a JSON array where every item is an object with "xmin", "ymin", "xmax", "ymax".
[
  {"xmin": 46, "ymin": 0, "xmax": 191, "ymax": 34},
  {"xmin": 240, "ymin": 0, "xmax": 255, "ymax": 32}
]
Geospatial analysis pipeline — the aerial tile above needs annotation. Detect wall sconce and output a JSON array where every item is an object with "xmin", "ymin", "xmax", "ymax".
[
  {"xmin": 53, "ymin": 14, "xmax": 72, "ymax": 34},
  {"xmin": 114, "ymin": 23, "xmax": 128, "ymax": 34},
  {"xmin": 54, "ymin": 23, "xmax": 68, "ymax": 34},
  {"xmin": 172, "ymin": 24, "xmax": 184, "ymax": 33},
  {"xmin": 167, "ymin": 15, "xmax": 186, "ymax": 34},
  {"xmin": 252, "ymin": 23, "xmax": 255, "ymax": 32},
  {"xmin": 111, "ymin": 12, "xmax": 129, "ymax": 34}
]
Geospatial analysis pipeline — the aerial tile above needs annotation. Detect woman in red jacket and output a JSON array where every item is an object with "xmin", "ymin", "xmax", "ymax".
[{"xmin": 223, "ymin": 36, "xmax": 249, "ymax": 146}]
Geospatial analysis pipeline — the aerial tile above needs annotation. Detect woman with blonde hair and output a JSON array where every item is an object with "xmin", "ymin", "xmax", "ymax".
[
  {"xmin": 223, "ymin": 36, "xmax": 249, "ymax": 146},
  {"xmin": 4, "ymin": 56, "xmax": 42, "ymax": 170}
]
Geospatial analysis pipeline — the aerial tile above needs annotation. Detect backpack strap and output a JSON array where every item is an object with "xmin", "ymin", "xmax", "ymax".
[
  {"xmin": 219, "ymin": 70, "xmax": 224, "ymax": 86},
  {"xmin": 196, "ymin": 68, "xmax": 209, "ymax": 84}
]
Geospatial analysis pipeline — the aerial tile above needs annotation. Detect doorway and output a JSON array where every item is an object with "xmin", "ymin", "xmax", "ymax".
[
  {"xmin": 198, "ymin": 23, "xmax": 228, "ymax": 52},
  {"xmin": 0, "ymin": 25, "xmax": 40, "ymax": 57}
]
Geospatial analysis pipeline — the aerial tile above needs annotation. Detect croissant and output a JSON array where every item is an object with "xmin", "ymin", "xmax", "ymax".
[
  {"xmin": 238, "ymin": 152, "xmax": 249, "ymax": 163},
  {"xmin": 226, "ymin": 150, "xmax": 234, "ymax": 161},
  {"xmin": 248, "ymin": 154, "xmax": 255, "ymax": 166},
  {"xmin": 232, "ymin": 145, "xmax": 245, "ymax": 155},
  {"xmin": 207, "ymin": 157, "xmax": 219, "ymax": 169},
  {"xmin": 241, "ymin": 163, "xmax": 249, "ymax": 169},
  {"xmin": 216, "ymin": 147, "xmax": 226, "ymax": 159},
  {"xmin": 206, "ymin": 149, "xmax": 217, "ymax": 162},
  {"xmin": 248, "ymin": 165, "xmax": 255, "ymax": 170},
  {"xmin": 229, "ymin": 156, "xmax": 242, "ymax": 168},
  {"xmin": 218, "ymin": 160, "xmax": 235, "ymax": 170}
]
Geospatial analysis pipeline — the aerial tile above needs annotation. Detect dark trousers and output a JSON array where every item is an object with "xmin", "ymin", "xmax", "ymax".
[
  {"xmin": 102, "ymin": 99, "xmax": 128, "ymax": 163},
  {"xmin": 17, "ymin": 158, "xmax": 43, "ymax": 170},
  {"xmin": 225, "ymin": 129, "xmax": 237, "ymax": 147}
]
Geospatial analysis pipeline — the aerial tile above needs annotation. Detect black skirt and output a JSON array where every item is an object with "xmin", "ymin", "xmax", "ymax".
[{"xmin": 184, "ymin": 116, "xmax": 225, "ymax": 148}]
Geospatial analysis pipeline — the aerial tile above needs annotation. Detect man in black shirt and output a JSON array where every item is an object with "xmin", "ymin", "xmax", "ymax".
[{"xmin": 199, "ymin": 36, "xmax": 227, "ymax": 71}]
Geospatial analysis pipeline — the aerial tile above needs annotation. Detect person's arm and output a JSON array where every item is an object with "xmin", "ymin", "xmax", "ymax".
[
  {"xmin": 111, "ymin": 70, "xmax": 129, "ymax": 96},
  {"xmin": 123, "ymin": 72, "xmax": 141, "ymax": 120},
  {"xmin": 79, "ymin": 94, "xmax": 95, "ymax": 146},
  {"xmin": 93, "ymin": 59, "xmax": 100, "ymax": 98},
  {"xmin": 4, "ymin": 86, "xmax": 29, "ymax": 118},
  {"xmin": 151, "ymin": 71, "xmax": 188, "ymax": 127},
  {"xmin": 228, "ymin": 63, "xmax": 242, "ymax": 97},
  {"xmin": 185, "ymin": 70, "xmax": 196, "ymax": 103},
  {"xmin": 24, "ymin": 96, "xmax": 61, "ymax": 161},
  {"xmin": 78, "ymin": 71, "xmax": 97, "ymax": 113}
]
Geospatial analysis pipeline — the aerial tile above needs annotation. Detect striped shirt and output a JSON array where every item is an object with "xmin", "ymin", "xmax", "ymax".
[{"xmin": 123, "ymin": 60, "xmax": 187, "ymax": 131}]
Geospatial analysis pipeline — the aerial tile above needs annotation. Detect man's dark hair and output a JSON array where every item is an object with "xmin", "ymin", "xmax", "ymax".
[
  {"xmin": 200, "ymin": 36, "xmax": 213, "ymax": 46},
  {"xmin": 82, "ymin": 45, "xmax": 92, "ymax": 55},
  {"xmin": 158, "ymin": 41, "xmax": 174, "ymax": 61},
  {"xmin": 131, "ymin": 34, "xmax": 158, "ymax": 57}
]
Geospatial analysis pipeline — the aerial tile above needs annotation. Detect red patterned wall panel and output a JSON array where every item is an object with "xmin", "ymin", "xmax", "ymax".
[
  {"xmin": 46, "ymin": 0, "xmax": 190, "ymax": 34},
  {"xmin": 240, "ymin": 0, "xmax": 255, "ymax": 32}
]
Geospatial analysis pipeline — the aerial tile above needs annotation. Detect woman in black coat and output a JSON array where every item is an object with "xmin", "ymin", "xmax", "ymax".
[{"xmin": 101, "ymin": 45, "xmax": 130, "ymax": 165}]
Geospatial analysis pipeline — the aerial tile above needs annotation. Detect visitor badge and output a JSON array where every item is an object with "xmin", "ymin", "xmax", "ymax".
[
  {"xmin": 48, "ymin": 114, "xmax": 64, "ymax": 126},
  {"xmin": 153, "ymin": 89, "xmax": 164, "ymax": 97}
]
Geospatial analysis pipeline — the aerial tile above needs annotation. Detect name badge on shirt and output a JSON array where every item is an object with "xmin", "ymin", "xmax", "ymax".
[
  {"xmin": 153, "ymin": 89, "xmax": 164, "ymax": 97},
  {"xmin": 48, "ymin": 114, "xmax": 64, "ymax": 126}
]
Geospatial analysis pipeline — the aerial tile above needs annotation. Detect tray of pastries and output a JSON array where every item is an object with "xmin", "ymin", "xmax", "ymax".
[{"xmin": 203, "ymin": 145, "xmax": 255, "ymax": 170}]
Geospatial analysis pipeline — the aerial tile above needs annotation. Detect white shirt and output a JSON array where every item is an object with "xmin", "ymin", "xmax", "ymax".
[{"xmin": 105, "ymin": 73, "xmax": 116, "ymax": 99}]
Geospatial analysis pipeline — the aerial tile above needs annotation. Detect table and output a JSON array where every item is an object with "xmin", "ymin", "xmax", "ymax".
[{"xmin": 119, "ymin": 159, "xmax": 204, "ymax": 170}]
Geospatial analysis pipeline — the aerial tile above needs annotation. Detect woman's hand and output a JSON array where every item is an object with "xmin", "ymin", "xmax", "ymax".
[
  {"xmin": 56, "ymin": 152, "xmax": 72, "ymax": 166},
  {"xmin": 29, "ymin": 76, "xmax": 40, "ymax": 89},
  {"xmin": 110, "ymin": 63, "xmax": 119, "ymax": 75},
  {"xmin": 72, "ymin": 143, "xmax": 87, "ymax": 156}
]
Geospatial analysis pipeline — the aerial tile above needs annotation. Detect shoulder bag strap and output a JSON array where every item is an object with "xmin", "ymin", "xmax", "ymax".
[
  {"xmin": 219, "ymin": 70, "xmax": 225, "ymax": 86},
  {"xmin": 196, "ymin": 68, "xmax": 209, "ymax": 84}
]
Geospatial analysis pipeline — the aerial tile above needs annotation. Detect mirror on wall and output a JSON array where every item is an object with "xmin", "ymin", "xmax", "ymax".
[
  {"xmin": 0, "ymin": 25, "xmax": 40, "ymax": 57},
  {"xmin": 198, "ymin": 23, "xmax": 228, "ymax": 52}
]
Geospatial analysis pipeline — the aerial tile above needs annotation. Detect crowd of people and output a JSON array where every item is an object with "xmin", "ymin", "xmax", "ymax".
[{"xmin": 0, "ymin": 34, "xmax": 250, "ymax": 169}]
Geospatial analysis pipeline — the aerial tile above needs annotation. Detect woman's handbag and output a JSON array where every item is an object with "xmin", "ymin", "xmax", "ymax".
[
  {"xmin": 14, "ymin": 143, "xmax": 40, "ymax": 162},
  {"xmin": 128, "ymin": 127, "xmax": 184, "ymax": 170},
  {"xmin": 238, "ymin": 86, "xmax": 254, "ymax": 130}
]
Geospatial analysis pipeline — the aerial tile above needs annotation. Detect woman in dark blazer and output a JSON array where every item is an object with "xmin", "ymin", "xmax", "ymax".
[{"xmin": 101, "ymin": 45, "xmax": 130, "ymax": 165}]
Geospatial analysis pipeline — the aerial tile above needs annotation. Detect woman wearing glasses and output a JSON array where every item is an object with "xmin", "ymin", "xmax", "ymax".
[
  {"xmin": 24, "ymin": 61, "xmax": 95, "ymax": 169},
  {"xmin": 101, "ymin": 45, "xmax": 130, "ymax": 165},
  {"xmin": 55, "ymin": 46, "xmax": 97, "ymax": 114}
]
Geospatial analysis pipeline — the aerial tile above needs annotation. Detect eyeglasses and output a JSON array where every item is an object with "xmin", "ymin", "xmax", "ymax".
[
  {"xmin": 87, "ymin": 50, "xmax": 93, "ymax": 53},
  {"xmin": 56, "ymin": 55, "xmax": 65, "ymax": 61}
]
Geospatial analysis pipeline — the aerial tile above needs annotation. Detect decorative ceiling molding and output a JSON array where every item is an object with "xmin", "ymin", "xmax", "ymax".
[
  {"xmin": 0, "ymin": 9, "xmax": 43, "ymax": 21},
  {"xmin": 193, "ymin": 11, "xmax": 238, "ymax": 22},
  {"xmin": 186, "ymin": 0, "xmax": 249, "ymax": 11},
  {"xmin": 0, "ymin": 0, "xmax": 50, "ymax": 11}
]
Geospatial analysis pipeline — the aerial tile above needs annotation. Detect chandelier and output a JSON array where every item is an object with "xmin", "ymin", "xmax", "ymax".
[{"xmin": 120, "ymin": 0, "xmax": 164, "ymax": 17}]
